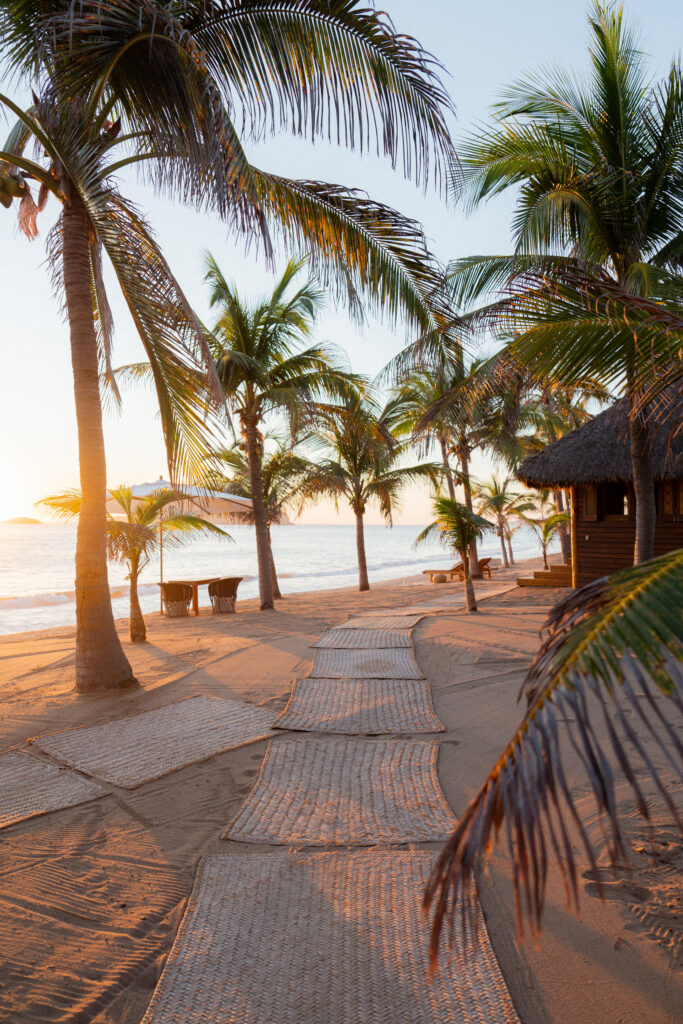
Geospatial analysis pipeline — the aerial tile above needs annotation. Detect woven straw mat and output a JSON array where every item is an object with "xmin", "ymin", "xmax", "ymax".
[
  {"xmin": 225, "ymin": 737, "xmax": 455, "ymax": 845},
  {"xmin": 0, "ymin": 751, "xmax": 107, "ymax": 830},
  {"xmin": 313, "ymin": 627, "xmax": 413, "ymax": 649},
  {"xmin": 274, "ymin": 678, "xmax": 444, "ymax": 735},
  {"xmin": 311, "ymin": 647, "xmax": 424, "ymax": 679},
  {"xmin": 140, "ymin": 851, "xmax": 520, "ymax": 1024},
  {"xmin": 336, "ymin": 614, "xmax": 425, "ymax": 629},
  {"xmin": 32, "ymin": 695, "xmax": 277, "ymax": 789}
]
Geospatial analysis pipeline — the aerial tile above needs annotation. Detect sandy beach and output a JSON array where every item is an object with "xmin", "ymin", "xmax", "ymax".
[{"xmin": 0, "ymin": 556, "xmax": 680, "ymax": 1024}]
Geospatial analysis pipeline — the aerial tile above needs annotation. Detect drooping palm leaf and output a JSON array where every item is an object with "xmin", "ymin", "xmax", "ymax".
[{"xmin": 424, "ymin": 549, "xmax": 683, "ymax": 964}]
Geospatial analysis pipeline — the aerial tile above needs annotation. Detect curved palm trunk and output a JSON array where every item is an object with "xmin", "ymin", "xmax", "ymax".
[
  {"xmin": 242, "ymin": 417, "xmax": 275, "ymax": 609},
  {"xmin": 439, "ymin": 436, "xmax": 456, "ymax": 500},
  {"xmin": 267, "ymin": 527, "xmax": 282, "ymax": 599},
  {"xmin": 506, "ymin": 531, "xmax": 515, "ymax": 565},
  {"xmin": 128, "ymin": 568, "xmax": 146, "ymax": 643},
  {"xmin": 541, "ymin": 539, "xmax": 549, "ymax": 571},
  {"xmin": 629, "ymin": 394, "xmax": 656, "ymax": 564},
  {"xmin": 498, "ymin": 516, "xmax": 510, "ymax": 568},
  {"xmin": 62, "ymin": 181, "xmax": 137, "ymax": 692},
  {"xmin": 459, "ymin": 448, "xmax": 480, "ymax": 578},
  {"xmin": 461, "ymin": 548, "xmax": 477, "ymax": 612},
  {"xmin": 355, "ymin": 506, "xmax": 370, "ymax": 591}
]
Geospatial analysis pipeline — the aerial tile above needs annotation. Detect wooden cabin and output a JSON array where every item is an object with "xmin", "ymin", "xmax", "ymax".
[{"xmin": 517, "ymin": 399, "xmax": 683, "ymax": 588}]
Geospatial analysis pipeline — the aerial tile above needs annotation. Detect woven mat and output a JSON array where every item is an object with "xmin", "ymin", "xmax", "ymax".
[
  {"xmin": 274, "ymin": 678, "xmax": 444, "ymax": 735},
  {"xmin": 0, "ymin": 751, "xmax": 106, "ymax": 831},
  {"xmin": 311, "ymin": 647, "xmax": 423, "ymax": 679},
  {"xmin": 226, "ymin": 737, "xmax": 455, "ymax": 845},
  {"xmin": 337, "ymin": 614, "xmax": 425, "ymax": 629},
  {"xmin": 140, "ymin": 851, "xmax": 519, "ymax": 1024},
  {"xmin": 33, "ymin": 696, "xmax": 277, "ymax": 789},
  {"xmin": 313, "ymin": 628, "xmax": 413, "ymax": 649}
]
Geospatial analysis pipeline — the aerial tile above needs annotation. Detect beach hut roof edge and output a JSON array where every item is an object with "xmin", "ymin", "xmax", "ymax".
[{"xmin": 517, "ymin": 391, "xmax": 683, "ymax": 488}]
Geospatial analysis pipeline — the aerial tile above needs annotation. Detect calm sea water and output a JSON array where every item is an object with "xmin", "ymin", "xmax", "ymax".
[{"xmin": 0, "ymin": 521, "xmax": 546, "ymax": 635}]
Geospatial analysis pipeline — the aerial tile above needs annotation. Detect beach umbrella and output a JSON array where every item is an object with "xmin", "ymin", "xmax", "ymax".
[{"xmin": 106, "ymin": 479, "xmax": 253, "ymax": 610}]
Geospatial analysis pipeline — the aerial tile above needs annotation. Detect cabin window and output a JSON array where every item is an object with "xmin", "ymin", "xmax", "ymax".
[
  {"xmin": 584, "ymin": 484, "xmax": 598, "ymax": 521},
  {"xmin": 658, "ymin": 481, "xmax": 677, "ymax": 522},
  {"xmin": 602, "ymin": 482, "xmax": 629, "ymax": 517}
]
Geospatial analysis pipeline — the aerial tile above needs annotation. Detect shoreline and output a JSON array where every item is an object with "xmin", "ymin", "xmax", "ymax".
[{"xmin": 0, "ymin": 554, "xmax": 537, "ymax": 644}]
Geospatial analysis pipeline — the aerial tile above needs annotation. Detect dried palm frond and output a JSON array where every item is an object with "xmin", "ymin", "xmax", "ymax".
[{"xmin": 424, "ymin": 549, "xmax": 683, "ymax": 964}]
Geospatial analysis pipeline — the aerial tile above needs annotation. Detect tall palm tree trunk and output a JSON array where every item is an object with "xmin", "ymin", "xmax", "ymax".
[
  {"xmin": 461, "ymin": 548, "xmax": 477, "ymax": 612},
  {"xmin": 506, "ymin": 532, "xmax": 515, "ymax": 565},
  {"xmin": 629, "ymin": 393, "xmax": 656, "ymax": 564},
  {"xmin": 128, "ymin": 568, "xmax": 146, "ymax": 643},
  {"xmin": 62, "ymin": 181, "xmax": 137, "ymax": 693},
  {"xmin": 267, "ymin": 527, "xmax": 282, "ymax": 599},
  {"xmin": 498, "ymin": 517, "xmax": 509, "ymax": 568},
  {"xmin": 355, "ymin": 505, "xmax": 370, "ymax": 591},
  {"xmin": 459, "ymin": 448, "xmax": 480, "ymax": 578},
  {"xmin": 242, "ymin": 417, "xmax": 275, "ymax": 609},
  {"xmin": 439, "ymin": 436, "xmax": 456, "ymax": 500}
]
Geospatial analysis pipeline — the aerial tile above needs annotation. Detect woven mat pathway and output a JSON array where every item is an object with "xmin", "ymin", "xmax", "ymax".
[
  {"xmin": 33, "ymin": 696, "xmax": 276, "ymax": 789},
  {"xmin": 226, "ymin": 737, "xmax": 455, "ymax": 845},
  {"xmin": 0, "ymin": 751, "xmax": 106, "ymax": 830},
  {"xmin": 141, "ymin": 851, "xmax": 519, "ymax": 1024},
  {"xmin": 311, "ymin": 647, "xmax": 424, "ymax": 679},
  {"xmin": 274, "ymin": 678, "xmax": 444, "ymax": 735},
  {"xmin": 313, "ymin": 627, "xmax": 413, "ymax": 649}
]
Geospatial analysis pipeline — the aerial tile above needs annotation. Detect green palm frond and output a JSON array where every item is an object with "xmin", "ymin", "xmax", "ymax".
[
  {"xmin": 425, "ymin": 549, "xmax": 683, "ymax": 963},
  {"xmin": 415, "ymin": 497, "xmax": 494, "ymax": 555}
]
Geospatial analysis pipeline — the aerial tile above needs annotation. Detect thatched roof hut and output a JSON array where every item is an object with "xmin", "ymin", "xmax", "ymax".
[{"xmin": 517, "ymin": 396, "xmax": 683, "ymax": 488}]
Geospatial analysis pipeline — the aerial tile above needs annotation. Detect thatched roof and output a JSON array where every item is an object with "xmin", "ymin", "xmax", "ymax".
[{"xmin": 517, "ymin": 394, "xmax": 683, "ymax": 487}]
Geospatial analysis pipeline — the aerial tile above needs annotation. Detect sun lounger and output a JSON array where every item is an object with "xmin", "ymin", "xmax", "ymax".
[
  {"xmin": 423, "ymin": 557, "xmax": 495, "ymax": 583},
  {"xmin": 209, "ymin": 577, "xmax": 243, "ymax": 614},
  {"xmin": 160, "ymin": 582, "xmax": 193, "ymax": 617},
  {"xmin": 422, "ymin": 562, "xmax": 464, "ymax": 583}
]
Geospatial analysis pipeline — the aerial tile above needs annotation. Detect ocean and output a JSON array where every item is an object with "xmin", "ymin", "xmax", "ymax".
[{"xmin": 0, "ymin": 521, "xmax": 547, "ymax": 635}]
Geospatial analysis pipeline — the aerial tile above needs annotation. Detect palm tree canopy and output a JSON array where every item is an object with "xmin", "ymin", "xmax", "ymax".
[
  {"xmin": 415, "ymin": 497, "xmax": 494, "ymax": 555},
  {"xmin": 445, "ymin": 2, "xmax": 683, "ymax": 395},
  {"xmin": 207, "ymin": 255, "xmax": 363, "ymax": 430},
  {"xmin": 303, "ymin": 393, "xmax": 441, "ymax": 520},
  {"xmin": 210, "ymin": 435, "xmax": 313, "ymax": 526},
  {"xmin": 1, "ymin": 0, "xmax": 459, "ymax": 339},
  {"xmin": 424, "ymin": 548, "xmax": 683, "ymax": 962}
]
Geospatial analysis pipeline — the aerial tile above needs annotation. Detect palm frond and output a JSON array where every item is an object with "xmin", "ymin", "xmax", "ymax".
[{"xmin": 425, "ymin": 549, "xmax": 683, "ymax": 964}]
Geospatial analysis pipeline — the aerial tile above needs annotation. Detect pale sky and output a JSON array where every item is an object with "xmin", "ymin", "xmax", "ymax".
[{"xmin": 0, "ymin": 0, "xmax": 680, "ymax": 523}]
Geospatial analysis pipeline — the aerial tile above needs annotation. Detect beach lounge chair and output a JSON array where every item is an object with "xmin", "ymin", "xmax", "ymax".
[
  {"xmin": 478, "ymin": 557, "xmax": 493, "ymax": 578},
  {"xmin": 161, "ymin": 582, "xmax": 192, "ymax": 618},
  {"xmin": 208, "ymin": 577, "xmax": 243, "ymax": 614},
  {"xmin": 422, "ymin": 562, "xmax": 464, "ymax": 583}
]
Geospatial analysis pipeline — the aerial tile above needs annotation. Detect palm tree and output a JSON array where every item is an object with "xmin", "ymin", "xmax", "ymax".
[
  {"xmin": 210, "ymin": 436, "xmax": 313, "ymax": 599},
  {"xmin": 387, "ymin": 344, "xmax": 492, "ymax": 578},
  {"xmin": 0, "ymin": 92, "xmax": 222, "ymax": 692},
  {"xmin": 519, "ymin": 489, "xmax": 569, "ymax": 571},
  {"xmin": 447, "ymin": 2, "xmax": 683, "ymax": 564},
  {"xmin": 473, "ymin": 476, "xmax": 532, "ymax": 569},
  {"xmin": 415, "ymin": 498, "xmax": 494, "ymax": 612},
  {"xmin": 208, "ymin": 256, "xmax": 359, "ymax": 609},
  {"xmin": 424, "ymin": 547, "xmax": 683, "ymax": 962},
  {"xmin": 303, "ymin": 395, "xmax": 440, "ymax": 591},
  {"xmin": 1, "ymin": 0, "xmax": 458, "ymax": 689},
  {"xmin": 39, "ymin": 487, "xmax": 229, "ymax": 642}
]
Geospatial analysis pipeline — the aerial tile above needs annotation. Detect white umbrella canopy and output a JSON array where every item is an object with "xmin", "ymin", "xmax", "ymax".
[{"xmin": 105, "ymin": 479, "xmax": 253, "ymax": 521}]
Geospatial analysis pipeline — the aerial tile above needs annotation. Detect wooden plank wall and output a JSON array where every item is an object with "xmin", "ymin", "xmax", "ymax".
[{"xmin": 574, "ymin": 485, "xmax": 683, "ymax": 587}]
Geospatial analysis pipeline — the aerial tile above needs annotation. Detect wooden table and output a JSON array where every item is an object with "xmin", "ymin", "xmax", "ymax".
[{"xmin": 166, "ymin": 577, "xmax": 220, "ymax": 616}]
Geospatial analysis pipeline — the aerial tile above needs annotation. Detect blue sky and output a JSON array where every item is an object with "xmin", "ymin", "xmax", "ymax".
[{"xmin": 0, "ymin": 0, "xmax": 680, "ymax": 521}]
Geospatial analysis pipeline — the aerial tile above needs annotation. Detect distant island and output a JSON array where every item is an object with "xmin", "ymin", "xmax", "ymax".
[{"xmin": 1, "ymin": 517, "xmax": 41, "ymax": 525}]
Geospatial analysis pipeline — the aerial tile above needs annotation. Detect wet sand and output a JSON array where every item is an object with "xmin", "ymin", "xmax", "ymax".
[{"xmin": 0, "ymin": 557, "xmax": 680, "ymax": 1023}]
